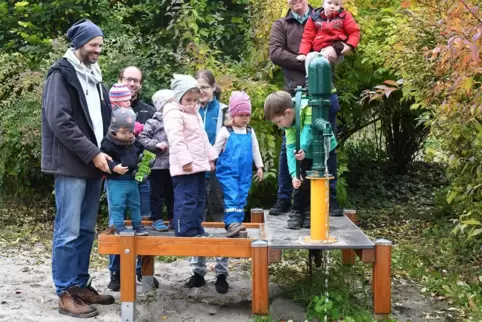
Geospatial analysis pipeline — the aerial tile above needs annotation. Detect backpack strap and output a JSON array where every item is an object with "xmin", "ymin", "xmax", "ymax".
[
  {"xmin": 246, "ymin": 125, "xmax": 252, "ymax": 134},
  {"xmin": 226, "ymin": 126, "xmax": 234, "ymax": 133}
]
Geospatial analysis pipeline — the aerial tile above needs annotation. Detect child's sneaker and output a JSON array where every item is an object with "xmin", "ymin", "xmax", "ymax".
[
  {"xmin": 287, "ymin": 210, "xmax": 303, "ymax": 230},
  {"xmin": 184, "ymin": 272, "xmax": 206, "ymax": 288},
  {"xmin": 226, "ymin": 222, "xmax": 246, "ymax": 238},
  {"xmin": 134, "ymin": 226, "xmax": 149, "ymax": 236},
  {"xmin": 115, "ymin": 227, "xmax": 132, "ymax": 235},
  {"xmin": 152, "ymin": 220, "xmax": 169, "ymax": 232}
]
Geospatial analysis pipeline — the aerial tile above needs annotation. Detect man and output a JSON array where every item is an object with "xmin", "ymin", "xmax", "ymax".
[
  {"xmin": 268, "ymin": 0, "xmax": 344, "ymax": 217},
  {"xmin": 107, "ymin": 66, "xmax": 160, "ymax": 291},
  {"xmin": 41, "ymin": 19, "xmax": 115, "ymax": 318}
]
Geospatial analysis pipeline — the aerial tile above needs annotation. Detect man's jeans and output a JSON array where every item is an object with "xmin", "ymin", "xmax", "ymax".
[
  {"xmin": 52, "ymin": 175, "xmax": 102, "ymax": 296},
  {"xmin": 277, "ymin": 93, "xmax": 340, "ymax": 202}
]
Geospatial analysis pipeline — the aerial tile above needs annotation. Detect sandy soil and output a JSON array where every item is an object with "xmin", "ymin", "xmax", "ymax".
[{"xmin": 0, "ymin": 242, "xmax": 455, "ymax": 322}]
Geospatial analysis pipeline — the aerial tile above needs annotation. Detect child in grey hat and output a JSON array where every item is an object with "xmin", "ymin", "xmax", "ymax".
[{"xmin": 100, "ymin": 107, "xmax": 149, "ymax": 235}]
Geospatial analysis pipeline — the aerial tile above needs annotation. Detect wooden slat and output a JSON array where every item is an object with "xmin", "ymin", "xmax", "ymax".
[{"xmin": 120, "ymin": 235, "xmax": 136, "ymax": 302}]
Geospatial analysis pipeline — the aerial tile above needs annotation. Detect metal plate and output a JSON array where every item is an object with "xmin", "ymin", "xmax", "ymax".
[{"xmin": 264, "ymin": 211, "xmax": 374, "ymax": 250}]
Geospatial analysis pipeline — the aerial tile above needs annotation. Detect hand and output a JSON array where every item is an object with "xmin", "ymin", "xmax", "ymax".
[
  {"xmin": 296, "ymin": 54, "xmax": 306, "ymax": 61},
  {"xmin": 113, "ymin": 164, "xmax": 129, "ymax": 175},
  {"xmin": 256, "ymin": 167, "xmax": 264, "ymax": 182},
  {"xmin": 295, "ymin": 149, "xmax": 305, "ymax": 161},
  {"xmin": 341, "ymin": 42, "xmax": 352, "ymax": 55},
  {"xmin": 93, "ymin": 152, "xmax": 112, "ymax": 174},
  {"xmin": 156, "ymin": 142, "xmax": 168, "ymax": 150},
  {"xmin": 292, "ymin": 177, "xmax": 302, "ymax": 189},
  {"xmin": 209, "ymin": 161, "xmax": 216, "ymax": 172},
  {"xmin": 182, "ymin": 163, "xmax": 193, "ymax": 172}
]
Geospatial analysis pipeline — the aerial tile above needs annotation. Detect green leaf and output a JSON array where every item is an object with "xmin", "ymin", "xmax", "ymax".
[{"xmin": 461, "ymin": 219, "xmax": 482, "ymax": 226}]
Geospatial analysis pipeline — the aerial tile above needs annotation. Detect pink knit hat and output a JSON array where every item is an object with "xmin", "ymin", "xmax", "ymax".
[{"xmin": 229, "ymin": 91, "xmax": 251, "ymax": 116}]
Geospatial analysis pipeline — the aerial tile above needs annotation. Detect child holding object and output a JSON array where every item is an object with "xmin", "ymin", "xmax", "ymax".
[
  {"xmin": 213, "ymin": 91, "xmax": 264, "ymax": 237},
  {"xmin": 163, "ymin": 74, "xmax": 217, "ymax": 237},
  {"xmin": 138, "ymin": 89, "xmax": 176, "ymax": 232},
  {"xmin": 100, "ymin": 107, "xmax": 149, "ymax": 235}
]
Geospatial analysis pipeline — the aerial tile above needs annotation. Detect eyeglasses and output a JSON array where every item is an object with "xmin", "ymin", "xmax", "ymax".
[
  {"xmin": 123, "ymin": 77, "xmax": 141, "ymax": 85},
  {"xmin": 199, "ymin": 85, "xmax": 212, "ymax": 92}
]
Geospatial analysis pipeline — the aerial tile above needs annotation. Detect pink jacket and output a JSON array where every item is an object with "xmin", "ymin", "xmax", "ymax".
[{"xmin": 163, "ymin": 102, "xmax": 216, "ymax": 176}]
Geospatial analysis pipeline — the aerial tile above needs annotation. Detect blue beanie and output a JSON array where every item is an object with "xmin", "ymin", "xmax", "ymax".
[{"xmin": 66, "ymin": 19, "xmax": 103, "ymax": 49}]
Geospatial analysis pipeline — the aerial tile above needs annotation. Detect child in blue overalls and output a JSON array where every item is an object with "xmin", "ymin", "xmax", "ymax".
[{"xmin": 213, "ymin": 91, "xmax": 264, "ymax": 237}]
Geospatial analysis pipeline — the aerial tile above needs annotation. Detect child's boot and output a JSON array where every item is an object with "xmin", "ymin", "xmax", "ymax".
[
  {"xmin": 302, "ymin": 211, "xmax": 310, "ymax": 228},
  {"xmin": 184, "ymin": 272, "xmax": 206, "ymax": 288},
  {"xmin": 287, "ymin": 210, "xmax": 304, "ymax": 230},
  {"xmin": 329, "ymin": 199, "xmax": 344, "ymax": 217},
  {"xmin": 226, "ymin": 222, "xmax": 246, "ymax": 238}
]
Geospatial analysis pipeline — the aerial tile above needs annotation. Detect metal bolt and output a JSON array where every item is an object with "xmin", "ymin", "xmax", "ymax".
[{"xmin": 125, "ymin": 249, "xmax": 130, "ymax": 254}]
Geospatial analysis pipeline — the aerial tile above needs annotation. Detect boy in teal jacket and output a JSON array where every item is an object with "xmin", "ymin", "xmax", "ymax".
[{"xmin": 264, "ymin": 91, "xmax": 336, "ymax": 229}]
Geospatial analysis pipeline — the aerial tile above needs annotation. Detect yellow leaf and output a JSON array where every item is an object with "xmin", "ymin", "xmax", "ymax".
[{"xmin": 464, "ymin": 77, "xmax": 473, "ymax": 95}]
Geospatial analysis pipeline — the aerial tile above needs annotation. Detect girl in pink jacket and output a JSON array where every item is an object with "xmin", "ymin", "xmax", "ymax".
[{"xmin": 164, "ymin": 74, "xmax": 216, "ymax": 237}]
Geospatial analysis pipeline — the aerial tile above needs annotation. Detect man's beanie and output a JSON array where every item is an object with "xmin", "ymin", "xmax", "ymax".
[
  {"xmin": 66, "ymin": 19, "xmax": 103, "ymax": 49},
  {"xmin": 229, "ymin": 91, "xmax": 252, "ymax": 116},
  {"xmin": 110, "ymin": 108, "xmax": 137, "ymax": 133},
  {"xmin": 109, "ymin": 84, "xmax": 132, "ymax": 103}
]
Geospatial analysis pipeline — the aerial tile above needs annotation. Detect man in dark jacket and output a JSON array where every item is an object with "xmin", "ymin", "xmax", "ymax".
[
  {"xmin": 268, "ymin": 0, "xmax": 343, "ymax": 217},
  {"xmin": 41, "ymin": 20, "xmax": 115, "ymax": 318}
]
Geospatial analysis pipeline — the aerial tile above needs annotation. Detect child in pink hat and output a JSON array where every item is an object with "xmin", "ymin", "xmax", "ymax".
[{"xmin": 213, "ymin": 91, "xmax": 264, "ymax": 237}]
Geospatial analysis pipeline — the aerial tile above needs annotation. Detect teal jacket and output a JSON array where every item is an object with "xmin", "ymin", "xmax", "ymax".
[{"xmin": 283, "ymin": 98, "xmax": 337, "ymax": 178}]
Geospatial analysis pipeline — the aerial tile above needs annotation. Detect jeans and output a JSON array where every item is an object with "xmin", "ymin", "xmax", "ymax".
[
  {"xmin": 276, "ymin": 93, "xmax": 340, "ymax": 203},
  {"xmin": 106, "ymin": 181, "xmax": 142, "ymax": 275},
  {"xmin": 190, "ymin": 256, "xmax": 229, "ymax": 277},
  {"xmin": 277, "ymin": 133, "xmax": 293, "ymax": 202},
  {"xmin": 106, "ymin": 179, "xmax": 142, "ymax": 232},
  {"xmin": 149, "ymin": 169, "xmax": 174, "ymax": 222},
  {"xmin": 173, "ymin": 173, "xmax": 206, "ymax": 237},
  {"xmin": 204, "ymin": 173, "xmax": 224, "ymax": 222},
  {"xmin": 138, "ymin": 180, "xmax": 151, "ymax": 217},
  {"xmin": 52, "ymin": 175, "xmax": 102, "ymax": 296}
]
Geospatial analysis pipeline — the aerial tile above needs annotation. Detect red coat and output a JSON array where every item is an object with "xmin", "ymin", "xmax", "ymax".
[{"xmin": 299, "ymin": 8, "xmax": 360, "ymax": 55}]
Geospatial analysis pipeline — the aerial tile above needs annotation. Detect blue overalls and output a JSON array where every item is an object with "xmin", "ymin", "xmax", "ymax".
[{"xmin": 216, "ymin": 126, "xmax": 253, "ymax": 227}]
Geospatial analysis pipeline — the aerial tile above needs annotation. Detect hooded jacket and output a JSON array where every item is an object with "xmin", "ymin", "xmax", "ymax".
[
  {"xmin": 41, "ymin": 52, "xmax": 111, "ymax": 179},
  {"xmin": 163, "ymin": 102, "xmax": 216, "ymax": 177},
  {"xmin": 138, "ymin": 112, "xmax": 170, "ymax": 170}
]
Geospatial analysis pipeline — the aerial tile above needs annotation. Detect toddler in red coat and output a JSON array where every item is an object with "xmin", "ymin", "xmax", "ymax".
[{"xmin": 297, "ymin": 0, "xmax": 360, "ymax": 75}]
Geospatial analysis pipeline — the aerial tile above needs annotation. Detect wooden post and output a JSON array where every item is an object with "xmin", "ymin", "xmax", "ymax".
[
  {"xmin": 251, "ymin": 240, "xmax": 269, "ymax": 315},
  {"xmin": 250, "ymin": 208, "xmax": 264, "ymax": 223},
  {"xmin": 120, "ymin": 231, "xmax": 136, "ymax": 322},
  {"xmin": 140, "ymin": 255, "xmax": 156, "ymax": 292},
  {"xmin": 372, "ymin": 239, "xmax": 392, "ymax": 321},
  {"xmin": 342, "ymin": 209, "xmax": 357, "ymax": 265}
]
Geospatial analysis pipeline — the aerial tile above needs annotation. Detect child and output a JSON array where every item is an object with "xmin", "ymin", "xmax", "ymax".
[
  {"xmin": 189, "ymin": 69, "xmax": 230, "ymax": 294},
  {"xmin": 163, "ymin": 74, "xmax": 216, "ymax": 237},
  {"xmin": 100, "ymin": 107, "xmax": 149, "ymax": 235},
  {"xmin": 264, "ymin": 91, "xmax": 337, "ymax": 229},
  {"xmin": 214, "ymin": 91, "xmax": 264, "ymax": 237},
  {"xmin": 297, "ymin": 0, "xmax": 360, "ymax": 74},
  {"xmin": 139, "ymin": 90, "xmax": 175, "ymax": 232},
  {"xmin": 109, "ymin": 83, "xmax": 144, "ymax": 135}
]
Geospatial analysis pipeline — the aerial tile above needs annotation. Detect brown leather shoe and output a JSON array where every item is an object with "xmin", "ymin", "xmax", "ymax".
[
  {"xmin": 58, "ymin": 286, "xmax": 98, "ymax": 318},
  {"xmin": 77, "ymin": 284, "xmax": 115, "ymax": 305}
]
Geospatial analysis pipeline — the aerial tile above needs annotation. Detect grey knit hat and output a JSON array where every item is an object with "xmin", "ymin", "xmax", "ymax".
[
  {"xmin": 110, "ymin": 107, "xmax": 137, "ymax": 133},
  {"xmin": 171, "ymin": 74, "xmax": 199, "ymax": 103}
]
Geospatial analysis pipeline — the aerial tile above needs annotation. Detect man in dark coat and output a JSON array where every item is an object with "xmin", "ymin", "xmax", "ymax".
[{"xmin": 41, "ymin": 19, "xmax": 115, "ymax": 318}]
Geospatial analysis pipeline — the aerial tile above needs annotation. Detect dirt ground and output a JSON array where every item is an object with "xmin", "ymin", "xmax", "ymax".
[{"xmin": 0, "ymin": 242, "xmax": 455, "ymax": 322}]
